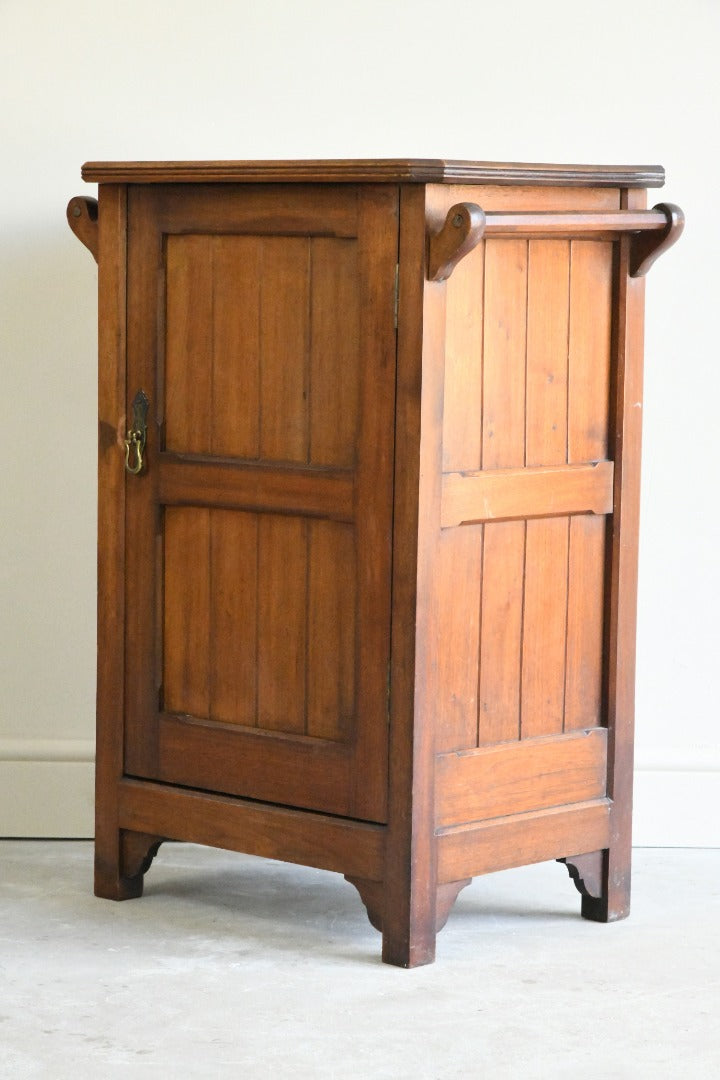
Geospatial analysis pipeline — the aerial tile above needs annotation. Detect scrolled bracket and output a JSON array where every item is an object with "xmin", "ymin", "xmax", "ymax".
[
  {"xmin": 67, "ymin": 195, "xmax": 99, "ymax": 262},
  {"xmin": 428, "ymin": 202, "xmax": 486, "ymax": 282},
  {"xmin": 558, "ymin": 851, "xmax": 604, "ymax": 900},
  {"xmin": 121, "ymin": 831, "xmax": 164, "ymax": 882},
  {"xmin": 630, "ymin": 202, "xmax": 684, "ymax": 278}
]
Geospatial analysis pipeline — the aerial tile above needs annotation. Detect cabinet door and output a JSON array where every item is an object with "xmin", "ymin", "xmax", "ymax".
[{"xmin": 123, "ymin": 184, "xmax": 398, "ymax": 822}]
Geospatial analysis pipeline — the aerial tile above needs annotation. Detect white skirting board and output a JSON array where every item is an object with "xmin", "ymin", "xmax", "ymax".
[
  {"xmin": 0, "ymin": 740, "xmax": 717, "ymax": 847},
  {"xmin": 632, "ymin": 768, "xmax": 719, "ymax": 849},
  {"xmin": 0, "ymin": 740, "xmax": 95, "ymax": 838}
]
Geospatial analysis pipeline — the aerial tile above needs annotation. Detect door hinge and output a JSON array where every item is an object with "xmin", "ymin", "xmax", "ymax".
[{"xmin": 393, "ymin": 263, "xmax": 399, "ymax": 330}]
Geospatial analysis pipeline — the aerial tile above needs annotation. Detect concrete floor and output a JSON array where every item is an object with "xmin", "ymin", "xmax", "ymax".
[{"xmin": 0, "ymin": 843, "xmax": 717, "ymax": 1079}]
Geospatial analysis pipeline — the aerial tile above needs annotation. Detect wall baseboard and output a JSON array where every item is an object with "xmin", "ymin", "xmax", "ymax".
[
  {"xmin": 0, "ymin": 740, "xmax": 717, "ymax": 846},
  {"xmin": 0, "ymin": 740, "xmax": 94, "ymax": 838},
  {"xmin": 633, "ymin": 768, "xmax": 719, "ymax": 848}
]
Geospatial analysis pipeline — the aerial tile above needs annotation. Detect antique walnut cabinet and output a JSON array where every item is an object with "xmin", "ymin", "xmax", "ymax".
[{"xmin": 68, "ymin": 159, "xmax": 682, "ymax": 966}]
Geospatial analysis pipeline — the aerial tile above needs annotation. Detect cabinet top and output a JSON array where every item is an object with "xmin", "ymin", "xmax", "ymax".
[{"xmin": 81, "ymin": 158, "xmax": 665, "ymax": 187}]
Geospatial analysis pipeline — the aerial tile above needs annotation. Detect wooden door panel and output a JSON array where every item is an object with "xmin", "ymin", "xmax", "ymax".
[
  {"xmin": 162, "ymin": 510, "xmax": 356, "ymax": 740},
  {"xmin": 164, "ymin": 232, "xmax": 360, "ymax": 467},
  {"xmin": 124, "ymin": 184, "xmax": 397, "ymax": 822}
]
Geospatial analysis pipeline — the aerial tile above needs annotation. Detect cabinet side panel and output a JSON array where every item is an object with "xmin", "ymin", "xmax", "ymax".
[
  {"xmin": 442, "ymin": 241, "xmax": 484, "ymax": 473},
  {"xmin": 476, "ymin": 238, "xmax": 527, "ymax": 744},
  {"xmin": 565, "ymin": 515, "xmax": 605, "ymax": 730},
  {"xmin": 477, "ymin": 520, "xmax": 525, "ymax": 744},
  {"xmin": 568, "ymin": 242, "xmax": 613, "ymax": 463},
  {"xmin": 564, "ymin": 240, "xmax": 613, "ymax": 730},
  {"xmin": 434, "ymin": 525, "xmax": 483, "ymax": 752},
  {"xmin": 520, "ymin": 517, "xmax": 569, "ymax": 738},
  {"xmin": 520, "ymin": 240, "xmax": 571, "ymax": 738}
]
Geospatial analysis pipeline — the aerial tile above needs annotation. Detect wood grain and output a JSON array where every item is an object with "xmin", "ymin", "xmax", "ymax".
[
  {"xmin": 441, "ymin": 461, "xmax": 614, "ymax": 526},
  {"xmin": 564, "ymin": 515, "xmax": 606, "ymax": 730},
  {"xmin": 212, "ymin": 236, "xmax": 261, "ymax": 457},
  {"xmin": 306, "ymin": 520, "xmax": 356, "ymax": 740},
  {"xmin": 482, "ymin": 209, "xmax": 671, "ymax": 237},
  {"xmin": 477, "ymin": 520, "xmax": 525, "ymax": 744},
  {"xmin": 156, "ymin": 714, "xmax": 357, "ymax": 818},
  {"xmin": 118, "ymin": 778, "xmax": 385, "ymax": 881},
  {"xmin": 209, "ymin": 510, "xmax": 258, "ymax": 726},
  {"xmin": 476, "ymin": 237, "xmax": 528, "ymax": 747},
  {"xmin": 164, "ymin": 235, "xmax": 213, "ymax": 453},
  {"xmin": 434, "ymin": 525, "xmax": 483, "ymax": 753},
  {"xmin": 526, "ymin": 239, "xmax": 569, "ymax": 467},
  {"xmin": 163, "ymin": 508, "xmax": 210, "ymax": 718},
  {"xmin": 568, "ymin": 241, "xmax": 613, "ymax": 463},
  {"xmin": 257, "ymin": 514, "xmax": 307, "ymax": 733},
  {"xmin": 259, "ymin": 238, "xmax": 310, "ymax": 463},
  {"xmin": 585, "ymin": 189, "xmax": 648, "ymax": 922},
  {"xmin": 158, "ymin": 457, "xmax": 354, "ymax": 521},
  {"xmin": 520, "ymin": 516, "xmax": 569, "ymax": 738},
  {"xmin": 93, "ymin": 184, "xmax": 131, "ymax": 898},
  {"xmin": 442, "ymin": 239, "xmax": 484, "ymax": 472},
  {"xmin": 482, "ymin": 238, "xmax": 527, "ymax": 470},
  {"xmin": 436, "ymin": 728, "xmax": 607, "ymax": 827},
  {"xmin": 309, "ymin": 238, "xmax": 360, "ymax": 467},
  {"xmin": 82, "ymin": 159, "xmax": 665, "ymax": 187},
  {"xmin": 382, "ymin": 184, "xmax": 439, "ymax": 967},
  {"xmin": 437, "ymin": 799, "xmax": 611, "ymax": 883}
]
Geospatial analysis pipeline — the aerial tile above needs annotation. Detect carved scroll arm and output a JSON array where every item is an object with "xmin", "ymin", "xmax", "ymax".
[
  {"xmin": 428, "ymin": 202, "xmax": 486, "ymax": 282},
  {"xmin": 630, "ymin": 202, "xmax": 684, "ymax": 278},
  {"xmin": 67, "ymin": 195, "xmax": 99, "ymax": 262}
]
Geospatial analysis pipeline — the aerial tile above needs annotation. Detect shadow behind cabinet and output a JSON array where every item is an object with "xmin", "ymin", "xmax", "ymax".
[{"xmin": 68, "ymin": 159, "xmax": 682, "ymax": 967}]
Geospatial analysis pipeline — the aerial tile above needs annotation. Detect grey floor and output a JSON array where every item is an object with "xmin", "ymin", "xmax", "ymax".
[{"xmin": 0, "ymin": 843, "xmax": 717, "ymax": 1079}]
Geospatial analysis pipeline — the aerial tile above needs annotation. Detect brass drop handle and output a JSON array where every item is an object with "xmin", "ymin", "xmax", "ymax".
[{"xmin": 124, "ymin": 390, "xmax": 149, "ymax": 475}]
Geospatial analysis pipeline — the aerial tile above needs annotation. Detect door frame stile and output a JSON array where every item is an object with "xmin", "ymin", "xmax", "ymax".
[
  {"xmin": 588, "ymin": 186, "xmax": 647, "ymax": 921},
  {"xmin": 94, "ymin": 183, "xmax": 131, "ymax": 897},
  {"xmin": 383, "ymin": 184, "xmax": 447, "ymax": 966}
]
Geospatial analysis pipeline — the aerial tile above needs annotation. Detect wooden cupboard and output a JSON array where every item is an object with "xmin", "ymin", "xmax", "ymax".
[{"xmin": 68, "ymin": 159, "xmax": 682, "ymax": 966}]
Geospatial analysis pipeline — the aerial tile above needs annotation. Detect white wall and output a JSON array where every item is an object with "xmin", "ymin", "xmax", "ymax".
[{"xmin": 1, "ymin": 0, "xmax": 717, "ymax": 845}]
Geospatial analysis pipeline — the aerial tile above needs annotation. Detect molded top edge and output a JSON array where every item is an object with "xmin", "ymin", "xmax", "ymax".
[{"xmin": 81, "ymin": 158, "xmax": 665, "ymax": 187}]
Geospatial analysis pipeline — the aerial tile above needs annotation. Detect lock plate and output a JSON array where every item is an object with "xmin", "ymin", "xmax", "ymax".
[{"xmin": 124, "ymin": 389, "xmax": 149, "ymax": 475}]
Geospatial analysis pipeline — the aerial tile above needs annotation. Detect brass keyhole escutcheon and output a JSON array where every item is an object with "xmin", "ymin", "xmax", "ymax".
[{"xmin": 124, "ymin": 390, "xmax": 149, "ymax": 475}]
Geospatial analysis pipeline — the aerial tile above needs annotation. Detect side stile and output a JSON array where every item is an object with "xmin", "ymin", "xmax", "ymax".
[
  {"xmin": 584, "ymin": 188, "xmax": 647, "ymax": 921},
  {"xmin": 94, "ymin": 184, "xmax": 137, "ymax": 898},
  {"xmin": 382, "ymin": 184, "xmax": 444, "ymax": 966}
]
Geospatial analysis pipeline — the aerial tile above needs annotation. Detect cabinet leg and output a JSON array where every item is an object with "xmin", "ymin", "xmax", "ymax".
[
  {"xmin": 346, "ymin": 876, "xmax": 471, "ymax": 964},
  {"xmin": 95, "ymin": 830, "xmax": 163, "ymax": 901},
  {"xmin": 560, "ymin": 847, "xmax": 631, "ymax": 922}
]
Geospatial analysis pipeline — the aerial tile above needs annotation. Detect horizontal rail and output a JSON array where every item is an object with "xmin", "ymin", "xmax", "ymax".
[
  {"xmin": 436, "ymin": 728, "xmax": 607, "ymax": 829},
  {"xmin": 441, "ymin": 461, "xmax": 614, "ymax": 527},
  {"xmin": 437, "ymin": 799, "xmax": 611, "ymax": 882},
  {"xmin": 118, "ymin": 778, "xmax": 386, "ymax": 881},
  {"xmin": 158, "ymin": 455, "xmax": 354, "ymax": 522},
  {"xmin": 483, "ymin": 209, "xmax": 668, "ymax": 237},
  {"xmin": 426, "ymin": 202, "xmax": 682, "ymax": 279}
]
